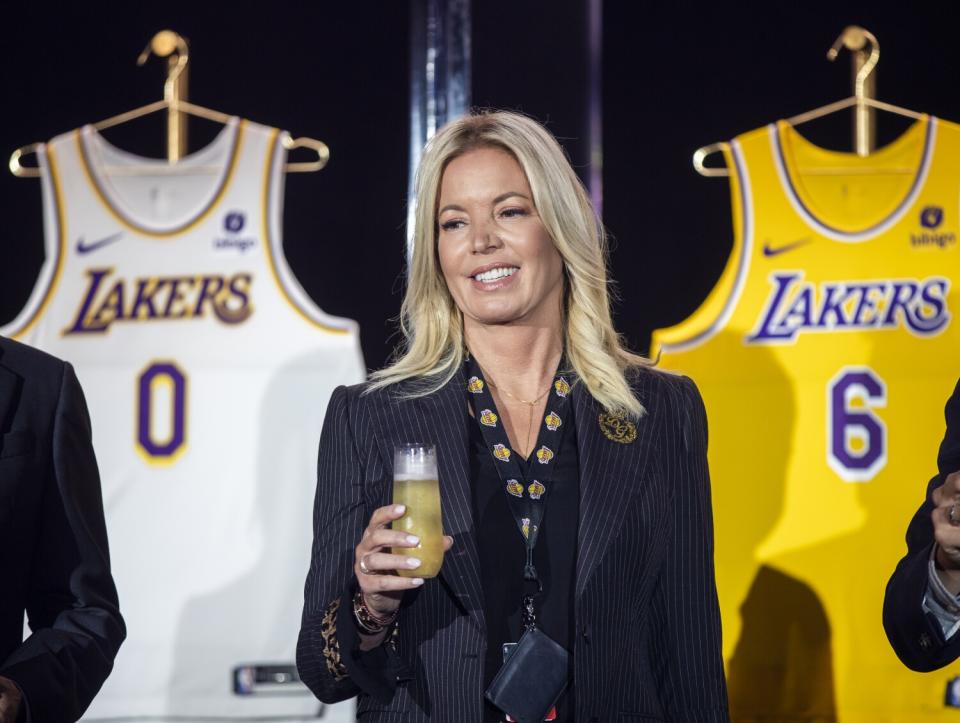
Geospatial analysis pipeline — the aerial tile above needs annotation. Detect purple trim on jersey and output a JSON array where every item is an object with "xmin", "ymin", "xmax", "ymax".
[
  {"xmin": 660, "ymin": 140, "xmax": 753, "ymax": 353},
  {"xmin": 78, "ymin": 119, "xmax": 242, "ymax": 237},
  {"xmin": 772, "ymin": 117, "xmax": 935, "ymax": 240},
  {"xmin": 6, "ymin": 145, "xmax": 65, "ymax": 340},
  {"xmin": 263, "ymin": 133, "xmax": 354, "ymax": 334}
]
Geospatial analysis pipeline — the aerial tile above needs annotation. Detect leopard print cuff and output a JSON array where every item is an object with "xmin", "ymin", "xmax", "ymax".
[{"xmin": 321, "ymin": 598, "xmax": 349, "ymax": 681}]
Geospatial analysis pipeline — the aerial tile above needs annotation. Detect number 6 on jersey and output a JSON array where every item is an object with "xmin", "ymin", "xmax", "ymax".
[{"xmin": 827, "ymin": 366, "xmax": 887, "ymax": 483}]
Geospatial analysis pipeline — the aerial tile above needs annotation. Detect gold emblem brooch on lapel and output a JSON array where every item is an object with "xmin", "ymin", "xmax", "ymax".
[{"xmin": 598, "ymin": 412, "xmax": 637, "ymax": 444}]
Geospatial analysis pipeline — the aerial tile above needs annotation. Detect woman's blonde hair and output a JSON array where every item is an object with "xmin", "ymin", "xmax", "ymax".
[{"xmin": 369, "ymin": 110, "xmax": 651, "ymax": 417}]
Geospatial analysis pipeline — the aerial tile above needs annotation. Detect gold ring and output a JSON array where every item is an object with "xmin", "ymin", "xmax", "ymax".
[{"xmin": 359, "ymin": 555, "xmax": 373, "ymax": 575}]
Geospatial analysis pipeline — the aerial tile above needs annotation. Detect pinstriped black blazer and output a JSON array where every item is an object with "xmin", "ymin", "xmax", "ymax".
[{"xmin": 297, "ymin": 366, "xmax": 729, "ymax": 722}]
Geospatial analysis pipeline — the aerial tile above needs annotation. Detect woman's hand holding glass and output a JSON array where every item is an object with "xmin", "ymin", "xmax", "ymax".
[{"xmin": 354, "ymin": 504, "xmax": 454, "ymax": 618}]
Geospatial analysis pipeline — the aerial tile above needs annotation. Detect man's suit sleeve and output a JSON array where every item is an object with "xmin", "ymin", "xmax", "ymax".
[
  {"xmin": 650, "ymin": 376, "xmax": 730, "ymax": 722},
  {"xmin": 884, "ymin": 379, "xmax": 960, "ymax": 671},
  {"xmin": 0, "ymin": 362, "xmax": 125, "ymax": 721}
]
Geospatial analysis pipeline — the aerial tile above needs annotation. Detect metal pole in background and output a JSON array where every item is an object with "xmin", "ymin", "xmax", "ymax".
[
  {"xmin": 408, "ymin": 0, "xmax": 472, "ymax": 264},
  {"xmin": 587, "ymin": 0, "xmax": 603, "ymax": 216}
]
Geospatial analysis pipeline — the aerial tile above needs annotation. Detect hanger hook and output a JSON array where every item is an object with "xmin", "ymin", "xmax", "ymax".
[
  {"xmin": 692, "ymin": 142, "xmax": 729, "ymax": 177},
  {"xmin": 136, "ymin": 30, "xmax": 189, "ymax": 103},
  {"xmin": 283, "ymin": 136, "xmax": 331, "ymax": 172},
  {"xmin": 826, "ymin": 26, "xmax": 879, "ymax": 100}
]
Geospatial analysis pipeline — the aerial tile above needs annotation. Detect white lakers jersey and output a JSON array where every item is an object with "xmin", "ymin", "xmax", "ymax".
[
  {"xmin": 652, "ymin": 116, "xmax": 960, "ymax": 721},
  {"xmin": 2, "ymin": 118, "xmax": 365, "ymax": 718}
]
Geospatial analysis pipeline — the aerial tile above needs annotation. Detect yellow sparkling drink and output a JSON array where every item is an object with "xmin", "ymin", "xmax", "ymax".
[{"xmin": 392, "ymin": 445, "xmax": 444, "ymax": 578}]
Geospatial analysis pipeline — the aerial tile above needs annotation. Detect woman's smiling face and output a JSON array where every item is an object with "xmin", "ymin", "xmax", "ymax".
[{"xmin": 436, "ymin": 146, "xmax": 565, "ymax": 331}]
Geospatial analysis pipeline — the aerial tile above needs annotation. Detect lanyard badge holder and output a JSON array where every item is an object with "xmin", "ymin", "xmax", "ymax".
[{"xmin": 466, "ymin": 360, "xmax": 572, "ymax": 723}]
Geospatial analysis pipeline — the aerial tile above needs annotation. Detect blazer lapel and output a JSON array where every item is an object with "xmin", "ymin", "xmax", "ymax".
[
  {"xmin": 415, "ymin": 369, "xmax": 486, "ymax": 631},
  {"xmin": 574, "ymin": 381, "xmax": 656, "ymax": 601}
]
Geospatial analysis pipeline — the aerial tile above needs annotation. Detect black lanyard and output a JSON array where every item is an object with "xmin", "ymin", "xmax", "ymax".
[{"xmin": 465, "ymin": 358, "xmax": 573, "ymax": 628}]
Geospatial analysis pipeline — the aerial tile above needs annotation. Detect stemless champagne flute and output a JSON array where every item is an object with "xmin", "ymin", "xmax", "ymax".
[{"xmin": 392, "ymin": 443, "xmax": 444, "ymax": 578}]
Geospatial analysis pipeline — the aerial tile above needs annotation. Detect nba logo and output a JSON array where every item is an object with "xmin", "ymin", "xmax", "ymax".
[{"xmin": 224, "ymin": 211, "xmax": 246, "ymax": 233}]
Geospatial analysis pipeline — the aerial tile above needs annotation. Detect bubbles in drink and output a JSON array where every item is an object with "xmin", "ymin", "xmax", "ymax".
[{"xmin": 392, "ymin": 478, "xmax": 444, "ymax": 577}]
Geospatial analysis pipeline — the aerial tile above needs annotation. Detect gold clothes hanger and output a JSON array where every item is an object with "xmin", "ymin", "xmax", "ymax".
[
  {"xmin": 692, "ymin": 26, "xmax": 924, "ymax": 178},
  {"xmin": 9, "ymin": 30, "xmax": 329, "ymax": 178}
]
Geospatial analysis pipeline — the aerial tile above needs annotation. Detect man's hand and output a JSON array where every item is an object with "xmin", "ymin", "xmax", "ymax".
[
  {"xmin": 932, "ymin": 471, "xmax": 960, "ymax": 594},
  {"xmin": 0, "ymin": 676, "xmax": 22, "ymax": 723}
]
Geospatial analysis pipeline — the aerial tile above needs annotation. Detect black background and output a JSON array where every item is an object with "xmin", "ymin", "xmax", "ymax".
[{"xmin": 1, "ymin": 2, "xmax": 957, "ymax": 370}]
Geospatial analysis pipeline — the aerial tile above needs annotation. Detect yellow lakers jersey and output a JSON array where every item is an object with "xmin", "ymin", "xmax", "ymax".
[{"xmin": 652, "ymin": 115, "xmax": 959, "ymax": 722}]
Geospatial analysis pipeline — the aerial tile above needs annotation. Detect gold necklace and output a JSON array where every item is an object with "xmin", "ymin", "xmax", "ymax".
[
  {"xmin": 486, "ymin": 377, "xmax": 552, "ymax": 457},
  {"xmin": 486, "ymin": 378, "xmax": 552, "ymax": 406}
]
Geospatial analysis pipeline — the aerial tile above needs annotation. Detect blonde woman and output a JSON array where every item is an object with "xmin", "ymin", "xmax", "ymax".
[{"xmin": 297, "ymin": 111, "xmax": 728, "ymax": 722}]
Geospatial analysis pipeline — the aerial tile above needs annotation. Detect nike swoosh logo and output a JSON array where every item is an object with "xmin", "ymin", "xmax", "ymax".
[
  {"xmin": 76, "ymin": 232, "xmax": 123, "ymax": 255},
  {"xmin": 762, "ymin": 238, "xmax": 811, "ymax": 257}
]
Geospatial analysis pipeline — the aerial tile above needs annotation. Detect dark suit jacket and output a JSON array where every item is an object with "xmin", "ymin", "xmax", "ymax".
[
  {"xmin": 884, "ymin": 379, "xmax": 960, "ymax": 671},
  {"xmin": 0, "ymin": 337, "xmax": 125, "ymax": 721},
  {"xmin": 297, "ymin": 367, "xmax": 729, "ymax": 722}
]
